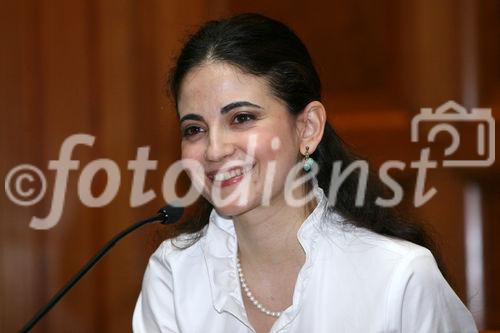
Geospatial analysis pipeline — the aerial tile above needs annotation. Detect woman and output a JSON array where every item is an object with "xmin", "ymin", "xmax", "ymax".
[{"xmin": 133, "ymin": 13, "xmax": 477, "ymax": 333}]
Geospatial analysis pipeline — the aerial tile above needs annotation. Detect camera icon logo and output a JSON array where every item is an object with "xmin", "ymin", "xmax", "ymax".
[{"xmin": 411, "ymin": 100, "xmax": 495, "ymax": 167}]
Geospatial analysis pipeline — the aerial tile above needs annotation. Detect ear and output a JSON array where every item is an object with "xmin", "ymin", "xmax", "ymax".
[{"xmin": 295, "ymin": 101, "xmax": 327, "ymax": 155}]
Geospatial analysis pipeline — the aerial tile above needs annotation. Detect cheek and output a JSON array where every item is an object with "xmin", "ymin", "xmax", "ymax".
[
  {"xmin": 254, "ymin": 134, "xmax": 299, "ymax": 176},
  {"xmin": 180, "ymin": 143, "xmax": 207, "ymax": 180},
  {"xmin": 181, "ymin": 142, "xmax": 204, "ymax": 160},
  {"xmin": 255, "ymin": 126, "xmax": 298, "ymax": 158}
]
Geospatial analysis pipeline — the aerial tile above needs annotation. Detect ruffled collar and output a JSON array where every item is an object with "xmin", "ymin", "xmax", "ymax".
[{"xmin": 200, "ymin": 185, "xmax": 330, "ymax": 326}]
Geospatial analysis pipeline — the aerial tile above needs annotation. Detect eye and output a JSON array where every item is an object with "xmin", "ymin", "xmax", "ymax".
[
  {"xmin": 182, "ymin": 126, "xmax": 205, "ymax": 137},
  {"xmin": 233, "ymin": 113, "xmax": 256, "ymax": 124}
]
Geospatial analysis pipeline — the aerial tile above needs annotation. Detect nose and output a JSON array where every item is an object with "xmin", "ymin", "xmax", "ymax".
[{"xmin": 204, "ymin": 127, "xmax": 235, "ymax": 162}]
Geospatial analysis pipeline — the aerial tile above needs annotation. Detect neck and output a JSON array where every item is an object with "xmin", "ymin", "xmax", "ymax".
[{"xmin": 233, "ymin": 188, "xmax": 318, "ymax": 272}]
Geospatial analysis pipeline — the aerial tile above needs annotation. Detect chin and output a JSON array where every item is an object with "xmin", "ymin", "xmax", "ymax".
[
  {"xmin": 211, "ymin": 201, "xmax": 255, "ymax": 218},
  {"xmin": 203, "ymin": 184, "xmax": 261, "ymax": 218}
]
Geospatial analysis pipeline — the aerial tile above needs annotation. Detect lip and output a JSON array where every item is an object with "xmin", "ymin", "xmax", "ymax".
[{"xmin": 206, "ymin": 163, "xmax": 255, "ymax": 188}]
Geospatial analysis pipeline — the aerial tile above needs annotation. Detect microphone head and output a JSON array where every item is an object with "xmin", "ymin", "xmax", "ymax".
[{"xmin": 157, "ymin": 204, "xmax": 184, "ymax": 224}]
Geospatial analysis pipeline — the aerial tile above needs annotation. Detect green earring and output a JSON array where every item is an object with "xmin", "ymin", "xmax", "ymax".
[{"xmin": 303, "ymin": 146, "xmax": 314, "ymax": 172}]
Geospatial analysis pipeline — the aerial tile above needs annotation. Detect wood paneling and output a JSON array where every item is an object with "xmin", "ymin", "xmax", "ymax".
[
  {"xmin": 478, "ymin": 0, "xmax": 500, "ymax": 328},
  {"xmin": 226, "ymin": 1, "xmax": 401, "ymax": 96},
  {"xmin": 0, "ymin": 1, "xmax": 209, "ymax": 332},
  {"xmin": 483, "ymin": 179, "xmax": 500, "ymax": 328},
  {"xmin": 1, "ymin": 0, "xmax": 498, "ymax": 331},
  {"xmin": 1, "ymin": 1, "xmax": 46, "ymax": 331}
]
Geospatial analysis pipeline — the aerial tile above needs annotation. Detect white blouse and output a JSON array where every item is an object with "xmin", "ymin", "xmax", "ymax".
[{"xmin": 133, "ymin": 187, "xmax": 478, "ymax": 332}]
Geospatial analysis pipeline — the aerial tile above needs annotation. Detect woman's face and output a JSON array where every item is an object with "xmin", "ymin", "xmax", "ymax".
[{"xmin": 177, "ymin": 62, "xmax": 302, "ymax": 217}]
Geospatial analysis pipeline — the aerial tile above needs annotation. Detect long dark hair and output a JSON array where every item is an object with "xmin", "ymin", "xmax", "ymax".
[{"xmin": 167, "ymin": 13, "xmax": 448, "ymax": 279}]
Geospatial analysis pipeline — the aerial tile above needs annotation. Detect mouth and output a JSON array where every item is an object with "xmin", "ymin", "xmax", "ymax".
[{"xmin": 206, "ymin": 163, "xmax": 255, "ymax": 185}]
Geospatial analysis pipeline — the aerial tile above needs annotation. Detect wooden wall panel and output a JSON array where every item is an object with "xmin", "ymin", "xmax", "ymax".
[
  {"xmin": 225, "ymin": 1, "xmax": 401, "ymax": 96},
  {"xmin": 1, "ymin": 0, "xmax": 498, "ymax": 331},
  {"xmin": 0, "ymin": 1, "xmax": 44, "ymax": 332},
  {"xmin": 483, "ymin": 179, "xmax": 500, "ymax": 329},
  {"xmin": 36, "ymin": 1, "xmax": 97, "ymax": 332},
  {"xmin": 0, "ymin": 1, "xmax": 209, "ymax": 332},
  {"xmin": 91, "ymin": 1, "xmax": 136, "ymax": 331},
  {"xmin": 478, "ymin": 0, "xmax": 500, "ymax": 329},
  {"xmin": 479, "ymin": 0, "xmax": 500, "ymax": 103}
]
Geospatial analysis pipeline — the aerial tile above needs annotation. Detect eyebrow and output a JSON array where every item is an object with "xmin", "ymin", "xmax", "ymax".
[
  {"xmin": 179, "ymin": 101, "xmax": 263, "ymax": 124},
  {"xmin": 221, "ymin": 101, "xmax": 262, "ymax": 114},
  {"xmin": 179, "ymin": 113, "xmax": 203, "ymax": 124}
]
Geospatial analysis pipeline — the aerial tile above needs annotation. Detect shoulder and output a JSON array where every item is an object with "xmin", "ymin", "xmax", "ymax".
[
  {"xmin": 137, "ymin": 227, "xmax": 209, "ymax": 294},
  {"xmin": 352, "ymin": 232, "xmax": 480, "ymax": 332},
  {"xmin": 318, "ymin": 221, "xmax": 477, "ymax": 331},
  {"xmin": 315, "ymin": 215, "xmax": 440, "ymax": 302},
  {"xmin": 321, "ymin": 221, "xmax": 445, "ymax": 290},
  {"xmin": 134, "ymin": 234, "xmax": 205, "ymax": 333},
  {"xmin": 147, "ymin": 230, "xmax": 207, "ymax": 271},
  {"xmin": 136, "ymin": 231, "xmax": 208, "ymax": 307},
  {"xmin": 385, "ymin": 248, "xmax": 478, "ymax": 332},
  {"xmin": 318, "ymin": 213, "xmax": 432, "ymax": 266},
  {"xmin": 319, "ymin": 219, "xmax": 449, "ymax": 291}
]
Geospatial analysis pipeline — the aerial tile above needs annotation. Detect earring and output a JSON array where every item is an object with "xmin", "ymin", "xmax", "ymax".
[{"xmin": 303, "ymin": 146, "xmax": 314, "ymax": 172}]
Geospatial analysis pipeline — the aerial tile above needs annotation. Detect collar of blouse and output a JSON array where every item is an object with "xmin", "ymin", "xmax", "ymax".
[{"xmin": 199, "ymin": 184, "xmax": 340, "ymax": 326}]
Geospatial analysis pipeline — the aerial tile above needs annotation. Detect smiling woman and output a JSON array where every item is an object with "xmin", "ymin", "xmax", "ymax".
[{"xmin": 132, "ymin": 13, "xmax": 478, "ymax": 333}]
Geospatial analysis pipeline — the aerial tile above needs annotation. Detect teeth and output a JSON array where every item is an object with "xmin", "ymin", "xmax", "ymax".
[{"xmin": 212, "ymin": 165, "xmax": 252, "ymax": 182}]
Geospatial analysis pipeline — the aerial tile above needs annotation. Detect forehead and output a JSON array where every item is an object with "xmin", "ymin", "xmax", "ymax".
[{"xmin": 177, "ymin": 62, "xmax": 274, "ymax": 115}]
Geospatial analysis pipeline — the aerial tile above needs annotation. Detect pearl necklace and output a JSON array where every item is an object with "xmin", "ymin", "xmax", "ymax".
[{"xmin": 236, "ymin": 257, "xmax": 282, "ymax": 318}]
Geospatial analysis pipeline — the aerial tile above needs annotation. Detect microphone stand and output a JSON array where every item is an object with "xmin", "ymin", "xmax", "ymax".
[{"xmin": 19, "ymin": 205, "xmax": 183, "ymax": 333}]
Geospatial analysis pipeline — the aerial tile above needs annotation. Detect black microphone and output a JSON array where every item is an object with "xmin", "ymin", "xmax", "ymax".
[{"xmin": 19, "ymin": 205, "xmax": 184, "ymax": 333}]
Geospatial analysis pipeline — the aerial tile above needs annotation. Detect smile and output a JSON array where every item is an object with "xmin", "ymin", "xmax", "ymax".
[{"xmin": 206, "ymin": 164, "xmax": 255, "ymax": 185}]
